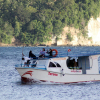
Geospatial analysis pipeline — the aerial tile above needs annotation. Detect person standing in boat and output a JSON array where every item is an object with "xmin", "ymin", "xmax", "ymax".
[
  {"xmin": 39, "ymin": 48, "xmax": 45, "ymax": 57},
  {"xmin": 29, "ymin": 50, "xmax": 36, "ymax": 59},
  {"xmin": 47, "ymin": 49, "xmax": 53, "ymax": 58},
  {"xmin": 22, "ymin": 53, "xmax": 31, "ymax": 67}
]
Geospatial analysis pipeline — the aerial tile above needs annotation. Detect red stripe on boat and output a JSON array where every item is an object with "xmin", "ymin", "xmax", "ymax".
[{"xmin": 22, "ymin": 71, "xmax": 33, "ymax": 77}]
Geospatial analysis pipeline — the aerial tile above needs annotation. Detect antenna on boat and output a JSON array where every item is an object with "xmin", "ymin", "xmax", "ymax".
[
  {"xmin": 21, "ymin": 46, "xmax": 24, "ymax": 67},
  {"xmin": 21, "ymin": 33, "xmax": 26, "ymax": 67}
]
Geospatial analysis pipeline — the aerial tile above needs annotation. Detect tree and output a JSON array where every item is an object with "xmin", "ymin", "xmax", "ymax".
[
  {"xmin": 16, "ymin": 4, "xmax": 31, "ymax": 23},
  {"xmin": 53, "ymin": 20, "xmax": 63, "ymax": 36},
  {"xmin": 14, "ymin": 21, "xmax": 22, "ymax": 37}
]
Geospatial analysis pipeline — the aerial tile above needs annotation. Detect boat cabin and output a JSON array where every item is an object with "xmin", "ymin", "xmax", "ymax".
[
  {"xmin": 30, "ymin": 54, "xmax": 99, "ymax": 75},
  {"xmin": 18, "ymin": 54, "xmax": 100, "ymax": 75}
]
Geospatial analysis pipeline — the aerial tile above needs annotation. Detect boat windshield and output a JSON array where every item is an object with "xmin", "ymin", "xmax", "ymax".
[{"xmin": 49, "ymin": 62, "xmax": 61, "ymax": 67}]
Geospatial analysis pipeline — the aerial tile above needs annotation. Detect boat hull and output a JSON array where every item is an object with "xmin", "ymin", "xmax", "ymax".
[{"xmin": 15, "ymin": 67, "xmax": 100, "ymax": 84}]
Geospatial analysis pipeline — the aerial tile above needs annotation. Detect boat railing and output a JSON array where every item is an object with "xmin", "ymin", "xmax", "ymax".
[
  {"xmin": 15, "ymin": 63, "xmax": 47, "ymax": 70},
  {"xmin": 20, "ymin": 51, "xmax": 100, "ymax": 60},
  {"xmin": 28, "ymin": 56, "xmax": 66, "ymax": 60},
  {"xmin": 58, "ymin": 51, "xmax": 100, "ymax": 57}
]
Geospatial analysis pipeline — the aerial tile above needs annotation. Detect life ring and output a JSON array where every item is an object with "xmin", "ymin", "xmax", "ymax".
[{"xmin": 52, "ymin": 49, "xmax": 58, "ymax": 57}]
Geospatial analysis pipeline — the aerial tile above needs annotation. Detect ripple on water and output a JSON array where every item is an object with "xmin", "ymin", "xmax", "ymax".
[{"xmin": 1, "ymin": 46, "xmax": 100, "ymax": 100}]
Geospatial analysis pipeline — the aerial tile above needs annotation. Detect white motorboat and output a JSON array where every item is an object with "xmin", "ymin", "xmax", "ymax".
[{"xmin": 15, "ymin": 49, "xmax": 100, "ymax": 84}]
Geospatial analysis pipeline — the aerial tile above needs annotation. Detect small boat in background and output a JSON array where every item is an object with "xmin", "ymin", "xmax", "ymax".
[{"xmin": 15, "ymin": 49, "xmax": 100, "ymax": 84}]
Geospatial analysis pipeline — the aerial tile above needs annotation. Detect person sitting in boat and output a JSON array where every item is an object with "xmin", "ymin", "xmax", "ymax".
[
  {"xmin": 22, "ymin": 53, "xmax": 31, "ymax": 67},
  {"xmin": 29, "ymin": 50, "xmax": 36, "ymax": 59},
  {"xmin": 39, "ymin": 48, "xmax": 45, "ymax": 58},
  {"xmin": 46, "ymin": 49, "xmax": 52, "ymax": 58}
]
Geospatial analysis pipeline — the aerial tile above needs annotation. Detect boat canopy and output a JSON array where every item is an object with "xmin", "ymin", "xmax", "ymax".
[{"xmin": 67, "ymin": 52, "xmax": 100, "ymax": 57}]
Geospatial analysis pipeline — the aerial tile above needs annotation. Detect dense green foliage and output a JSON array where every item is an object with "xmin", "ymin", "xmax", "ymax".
[
  {"xmin": 67, "ymin": 32, "xmax": 73, "ymax": 41},
  {"xmin": 0, "ymin": 0, "xmax": 100, "ymax": 45}
]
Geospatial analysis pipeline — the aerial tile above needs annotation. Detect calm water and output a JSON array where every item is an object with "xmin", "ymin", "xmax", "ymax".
[{"xmin": 1, "ymin": 46, "xmax": 100, "ymax": 100}]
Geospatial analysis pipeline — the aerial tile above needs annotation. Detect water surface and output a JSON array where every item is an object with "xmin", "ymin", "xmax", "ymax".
[{"xmin": 1, "ymin": 46, "xmax": 100, "ymax": 100}]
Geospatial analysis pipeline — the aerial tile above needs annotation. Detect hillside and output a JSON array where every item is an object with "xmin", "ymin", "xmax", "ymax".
[{"xmin": 0, "ymin": 0, "xmax": 100, "ymax": 46}]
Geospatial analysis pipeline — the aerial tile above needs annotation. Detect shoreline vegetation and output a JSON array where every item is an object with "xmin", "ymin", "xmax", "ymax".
[
  {"xmin": 0, "ymin": 42, "xmax": 100, "ymax": 47},
  {"xmin": 0, "ymin": 0, "xmax": 100, "ymax": 46}
]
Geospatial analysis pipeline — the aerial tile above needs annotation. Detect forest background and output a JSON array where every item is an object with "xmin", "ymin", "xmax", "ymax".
[{"xmin": 0, "ymin": 0, "xmax": 100, "ymax": 46}]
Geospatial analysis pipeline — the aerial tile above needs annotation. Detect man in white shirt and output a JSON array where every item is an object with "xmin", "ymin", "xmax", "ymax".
[{"xmin": 22, "ymin": 53, "xmax": 31, "ymax": 67}]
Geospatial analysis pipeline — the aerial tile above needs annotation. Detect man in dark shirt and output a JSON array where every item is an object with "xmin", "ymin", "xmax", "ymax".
[
  {"xmin": 29, "ymin": 50, "xmax": 36, "ymax": 59},
  {"xmin": 47, "ymin": 49, "xmax": 52, "ymax": 57}
]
